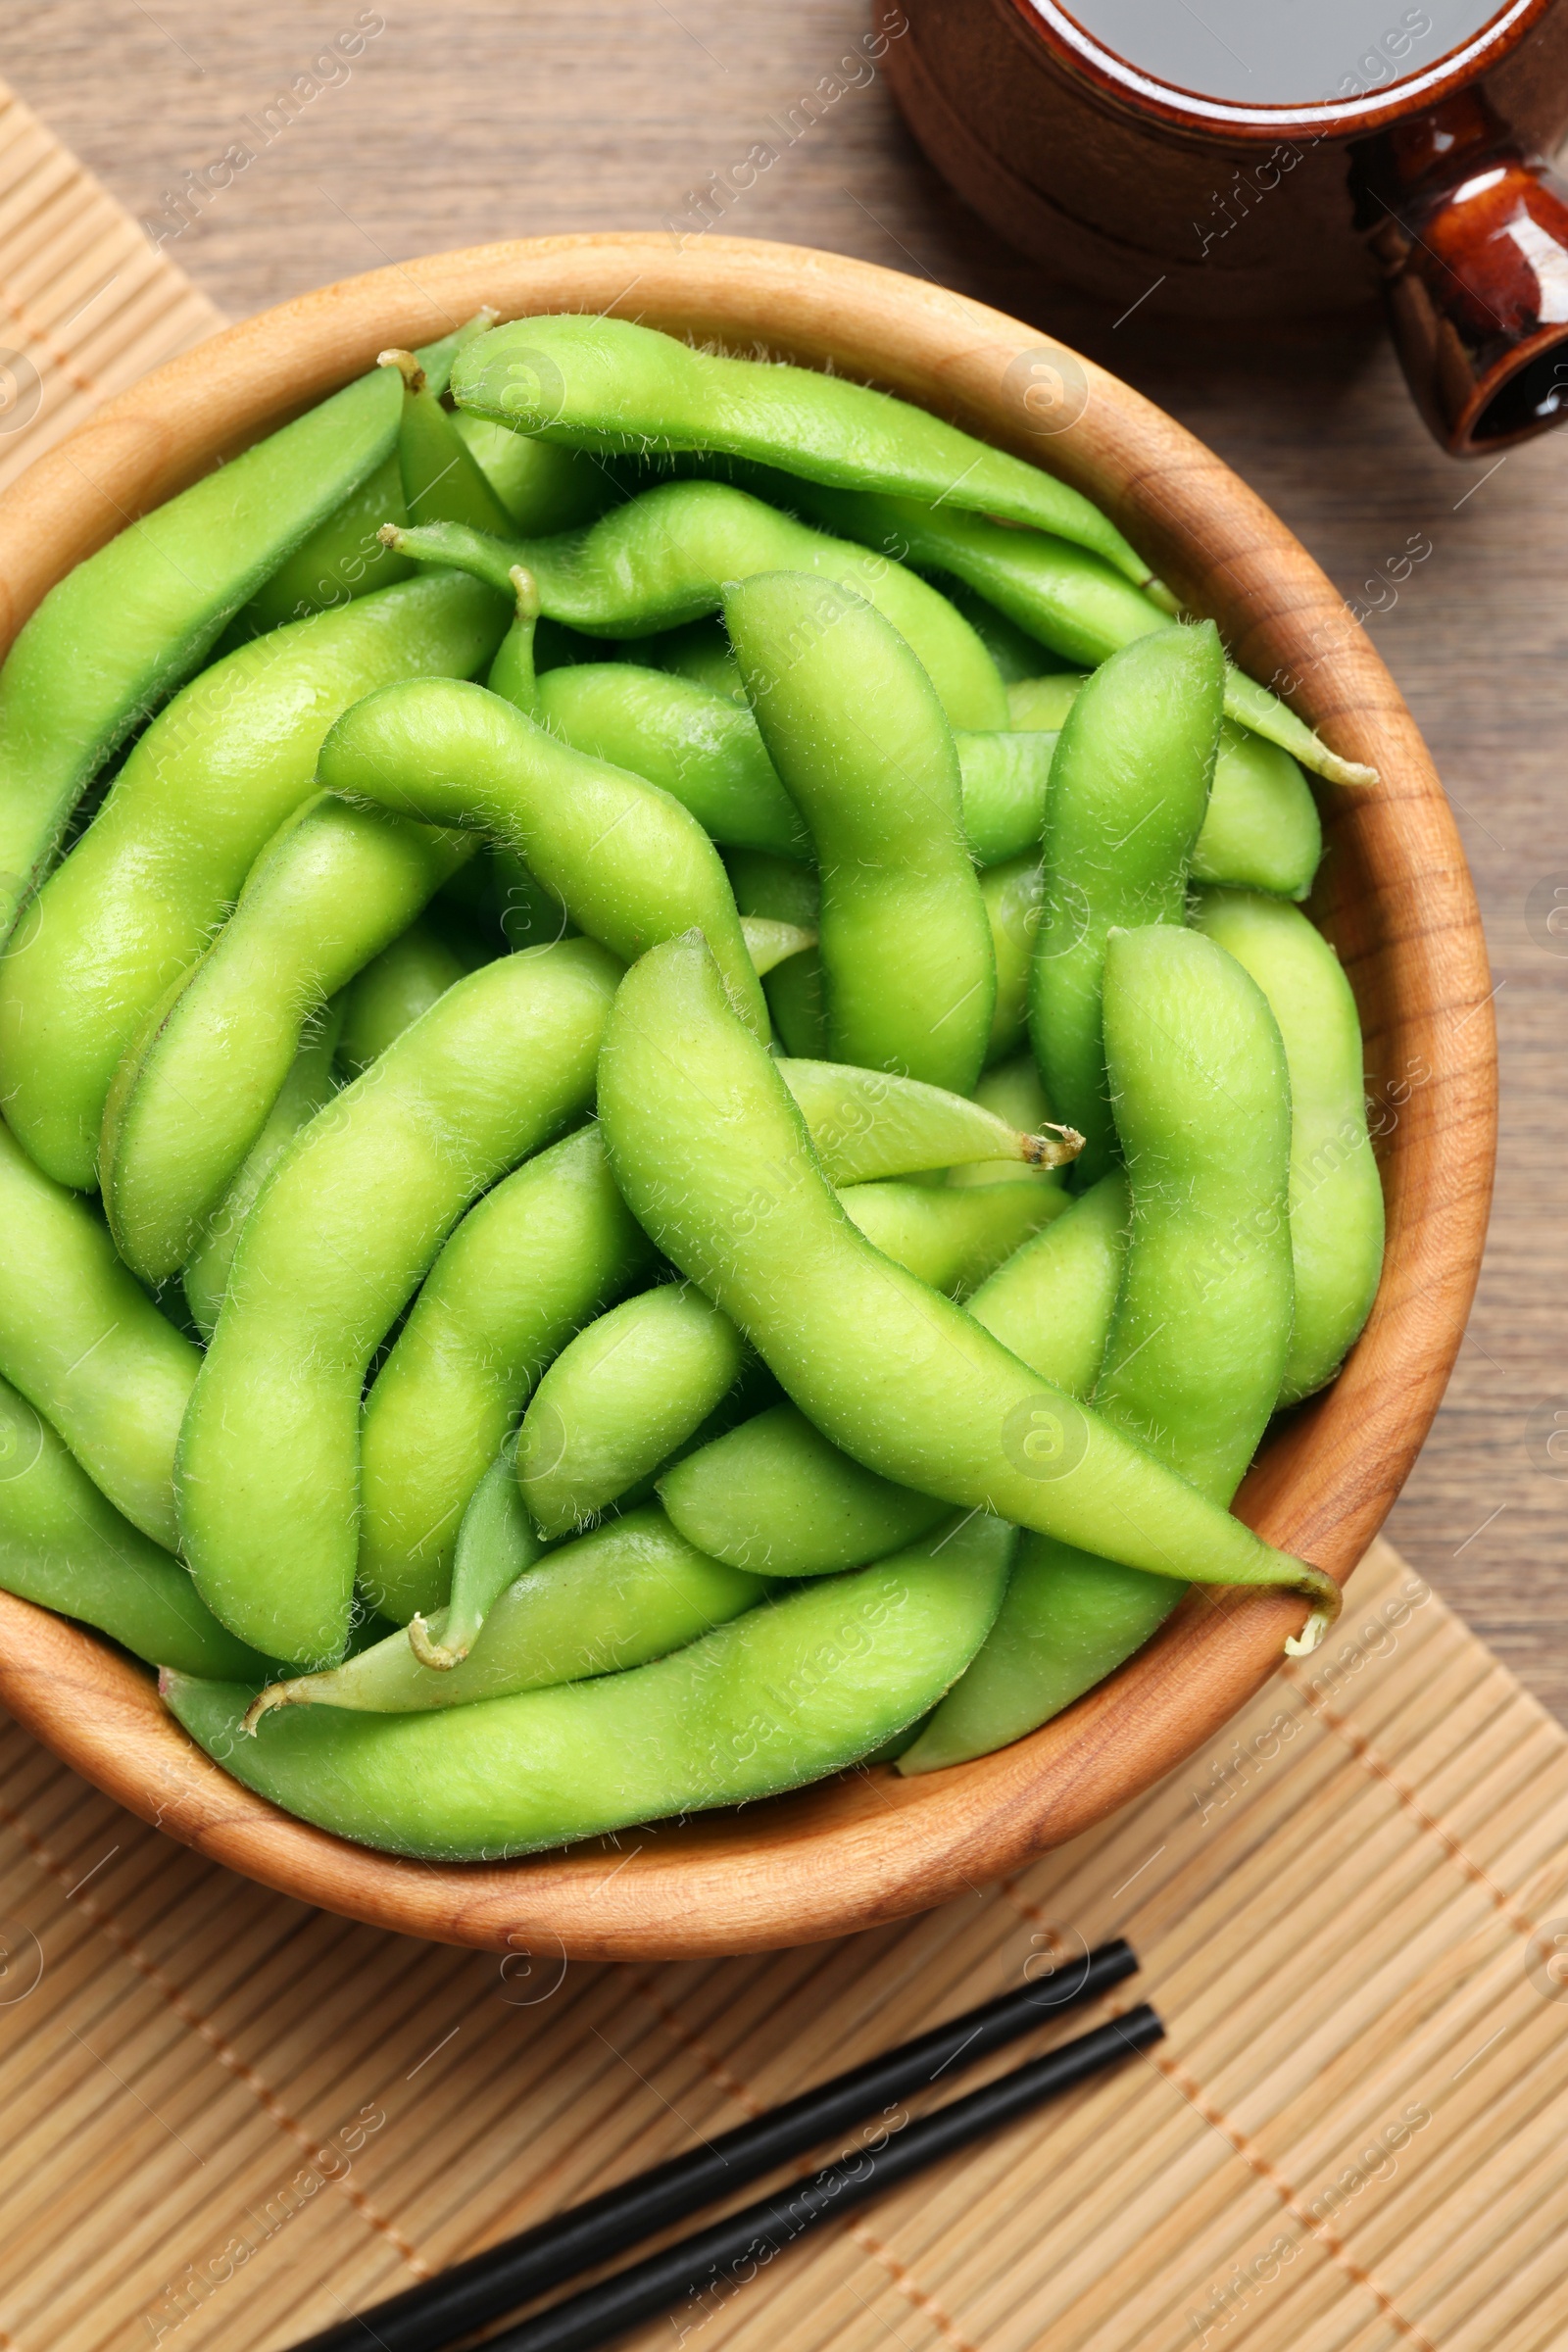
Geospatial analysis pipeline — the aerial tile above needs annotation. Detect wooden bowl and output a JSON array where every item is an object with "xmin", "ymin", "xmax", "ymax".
[{"xmin": 0, "ymin": 235, "xmax": 1495, "ymax": 1959}]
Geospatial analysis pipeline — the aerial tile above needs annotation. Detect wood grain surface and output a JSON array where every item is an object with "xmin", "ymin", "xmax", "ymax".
[{"xmin": 5, "ymin": 1, "xmax": 1559, "ymax": 1714}]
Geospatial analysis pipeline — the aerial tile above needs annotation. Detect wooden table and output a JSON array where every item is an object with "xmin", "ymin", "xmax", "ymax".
[{"xmin": 5, "ymin": 0, "xmax": 1565, "ymax": 1714}]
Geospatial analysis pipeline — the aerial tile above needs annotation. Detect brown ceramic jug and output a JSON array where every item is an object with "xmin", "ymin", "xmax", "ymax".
[{"xmin": 886, "ymin": 0, "xmax": 1568, "ymax": 452}]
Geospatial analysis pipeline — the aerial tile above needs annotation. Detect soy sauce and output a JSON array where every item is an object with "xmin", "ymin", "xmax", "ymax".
[{"xmin": 1057, "ymin": 2, "xmax": 1505, "ymax": 105}]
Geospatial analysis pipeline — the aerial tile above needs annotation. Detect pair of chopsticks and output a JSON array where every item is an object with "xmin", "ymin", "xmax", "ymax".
[{"xmin": 292, "ymin": 1937, "xmax": 1159, "ymax": 2352}]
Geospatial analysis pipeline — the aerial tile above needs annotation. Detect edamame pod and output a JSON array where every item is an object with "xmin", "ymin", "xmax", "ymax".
[
  {"xmin": 416, "ymin": 1446, "xmax": 543, "ymax": 1666},
  {"xmin": 360, "ymin": 1124, "xmax": 655, "ymax": 1623},
  {"xmin": 0, "ymin": 1375, "xmax": 268, "ymax": 1681},
  {"xmin": 660, "ymin": 1405, "xmax": 949, "ymax": 1575},
  {"xmin": 903, "ymin": 925, "xmax": 1296, "ymax": 1772},
  {"xmin": 981, "ymin": 854, "xmax": 1043, "ymax": 1066},
  {"xmin": 537, "ymin": 662, "xmax": 811, "ymax": 859},
  {"xmin": 251, "ymin": 1504, "xmax": 765, "ymax": 1719},
  {"xmin": 1031, "ymin": 624, "xmax": 1224, "ymax": 1184},
  {"xmin": 1192, "ymin": 887, "xmax": 1384, "ymax": 1400},
  {"xmin": 102, "ymin": 800, "xmax": 476, "ymax": 1281},
  {"xmin": 177, "ymin": 938, "xmax": 621, "ymax": 1667},
  {"xmin": 840, "ymin": 1178, "xmax": 1068, "ymax": 1298},
  {"xmin": 454, "ymin": 314, "xmax": 1152, "ymax": 583},
  {"xmin": 380, "ymin": 347, "xmax": 516, "ymax": 538},
  {"xmin": 773, "ymin": 478, "xmax": 1375, "ymax": 786},
  {"xmin": 0, "ymin": 571, "xmax": 509, "ymax": 1188},
  {"xmin": 316, "ymin": 674, "xmax": 767, "ymax": 1039},
  {"xmin": 948, "ymin": 1054, "xmax": 1067, "ymax": 1193},
  {"xmin": 166, "ymin": 1513, "xmax": 1014, "ymax": 1860},
  {"xmin": 726, "ymin": 852, "xmax": 824, "ymax": 1056},
  {"xmin": 1011, "ymin": 679, "xmax": 1323, "ymax": 900},
  {"xmin": 957, "ymin": 731, "xmax": 1057, "ymax": 866},
  {"xmin": 0, "ymin": 1120, "xmax": 197, "ymax": 1546},
  {"xmin": 389, "ymin": 489, "xmax": 1008, "ymax": 730},
  {"xmin": 336, "ymin": 918, "xmax": 466, "ymax": 1074},
  {"xmin": 965, "ymin": 1171, "xmax": 1128, "ymax": 1391},
  {"xmin": 451, "ymin": 412, "xmax": 613, "ymax": 533},
  {"xmin": 740, "ymin": 916, "xmax": 816, "ymax": 975},
  {"xmin": 660, "ymin": 1175, "xmax": 1125, "ymax": 1577},
  {"xmin": 240, "ymin": 452, "xmax": 415, "ymax": 632},
  {"xmin": 182, "ymin": 1008, "xmax": 342, "ymax": 1342},
  {"xmin": 598, "ymin": 933, "xmax": 1337, "ymax": 1635},
  {"xmin": 726, "ymin": 573, "xmax": 995, "ymax": 1094},
  {"xmin": 776, "ymin": 1057, "xmax": 1070, "ymax": 1185},
  {"xmin": 517, "ymin": 1285, "xmax": 749, "ymax": 1539},
  {"xmin": 0, "ymin": 365, "xmax": 402, "ymax": 945}
]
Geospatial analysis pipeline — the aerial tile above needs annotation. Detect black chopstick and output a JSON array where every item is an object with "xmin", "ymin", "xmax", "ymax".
[
  {"xmin": 292, "ymin": 1936, "xmax": 1139, "ymax": 2352},
  {"xmin": 483, "ymin": 2005, "xmax": 1165, "ymax": 2352}
]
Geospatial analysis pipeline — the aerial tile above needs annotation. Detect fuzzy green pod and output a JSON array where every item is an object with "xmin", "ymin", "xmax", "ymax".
[
  {"xmin": 177, "ymin": 939, "xmax": 621, "ymax": 1668},
  {"xmin": 102, "ymin": 800, "xmax": 475, "ymax": 1281},
  {"xmin": 0, "ymin": 366, "xmax": 404, "ymax": 946},
  {"xmin": 360, "ymin": 1124, "xmax": 654, "ymax": 1623},
  {"xmin": 1031, "ymin": 623, "xmax": 1225, "ymax": 1184},
  {"xmin": 453, "ymin": 314, "xmax": 1152, "ymax": 582},
  {"xmin": 598, "ymin": 932, "xmax": 1337, "ymax": 1635},
  {"xmin": 1192, "ymin": 887, "xmax": 1384, "ymax": 1400},
  {"xmin": 316, "ymin": 673, "xmax": 767, "ymax": 1039},
  {"xmin": 0, "ymin": 571, "xmax": 507, "ymax": 1189},
  {"xmin": 726, "ymin": 572, "xmax": 995, "ymax": 1095},
  {"xmin": 165, "ymin": 1514, "xmax": 1014, "ymax": 1860}
]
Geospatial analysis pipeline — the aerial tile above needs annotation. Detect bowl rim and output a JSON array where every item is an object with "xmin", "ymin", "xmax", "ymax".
[{"xmin": 0, "ymin": 232, "xmax": 1496, "ymax": 1958}]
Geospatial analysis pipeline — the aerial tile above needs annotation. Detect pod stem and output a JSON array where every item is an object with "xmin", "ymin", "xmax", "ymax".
[
  {"xmin": 407, "ymin": 1613, "xmax": 468, "ymax": 1671},
  {"xmin": 241, "ymin": 1682, "xmax": 292, "ymax": 1736},
  {"xmin": 376, "ymin": 346, "xmax": 427, "ymax": 395},
  {"xmin": 1285, "ymin": 1565, "xmax": 1343, "ymax": 1655},
  {"xmin": 1024, "ymin": 1123, "xmax": 1084, "ymax": 1169}
]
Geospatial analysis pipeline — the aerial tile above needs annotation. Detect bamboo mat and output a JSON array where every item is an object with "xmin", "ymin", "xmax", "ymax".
[{"xmin": 4, "ymin": 73, "xmax": 1568, "ymax": 2352}]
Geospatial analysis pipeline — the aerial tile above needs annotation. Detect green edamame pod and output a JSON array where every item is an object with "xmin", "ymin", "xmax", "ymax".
[
  {"xmin": 0, "ymin": 1375, "xmax": 268, "ymax": 1681},
  {"xmin": 360, "ymin": 1123, "xmax": 654, "ymax": 1624},
  {"xmin": 251, "ymin": 1504, "xmax": 765, "ymax": 1718},
  {"xmin": 741, "ymin": 917, "xmax": 815, "ymax": 976},
  {"xmin": 643, "ymin": 617, "xmax": 746, "ymax": 701},
  {"xmin": 167, "ymin": 1513, "xmax": 1014, "ymax": 1860},
  {"xmin": 661, "ymin": 1174, "xmax": 1126, "ymax": 1577},
  {"xmin": 957, "ymin": 731, "xmax": 1057, "ymax": 866},
  {"xmin": 177, "ymin": 938, "xmax": 621, "ymax": 1668},
  {"xmin": 537, "ymin": 663, "xmax": 811, "ymax": 860},
  {"xmin": 336, "ymin": 918, "xmax": 466, "ymax": 1075},
  {"xmin": 839, "ymin": 1178, "xmax": 1067, "ymax": 1298},
  {"xmin": 948, "ymin": 581, "xmax": 1068, "ymax": 682},
  {"xmin": 660, "ymin": 1404, "xmax": 950, "ymax": 1577},
  {"xmin": 414, "ymin": 1447, "xmax": 542, "ymax": 1668},
  {"xmin": 316, "ymin": 674, "xmax": 767, "ymax": 1039},
  {"xmin": 0, "ymin": 1120, "xmax": 197, "ymax": 1547},
  {"xmin": 903, "ymin": 924, "xmax": 1296, "ymax": 1772},
  {"xmin": 182, "ymin": 1008, "xmax": 342, "ymax": 1343},
  {"xmin": 451, "ymin": 412, "xmax": 613, "ymax": 533},
  {"xmin": 380, "ymin": 347, "xmax": 517, "ymax": 537},
  {"xmin": 725, "ymin": 851, "xmax": 824, "ymax": 1056},
  {"xmin": 726, "ymin": 573, "xmax": 995, "ymax": 1095},
  {"xmin": 981, "ymin": 854, "xmax": 1043, "ymax": 1067},
  {"xmin": 517, "ymin": 1285, "xmax": 748, "ymax": 1539},
  {"xmin": 240, "ymin": 453, "xmax": 415, "ymax": 632},
  {"xmin": 1031, "ymin": 623, "xmax": 1225, "ymax": 1184},
  {"xmin": 1010, "ymin": 680, "xmax": 1321, "ymax": 900},
  {"xmin": 965, "ymin": 1172, "xmax": 1129, "ymax": 1391},
  {"xmin": 1192, "ymin": 887, "xmax": 1384, "ymax": 1400},
  {"xmin": 598, "ymin": 933, "xmax": 1337, "ymax": 1636},
  {"xmin": 776, "ymin": 1057, "xmax": 1069, "ymax": 1185},
  {"xmin": 102, "ymin": 800, "xmax": 476, "ymax": 1281},
  {"xmin": 0, "ymin": 571, "xmax": 509, "ymax": 1189},
  {"xmin": 774, "ymin": 479, "xmax": 1374, "ymax": 787},
  {"xmin": 388, "ymin": 489, "xmax": 1008, "ymax": 730},
  {"xmin": 483, "ymin": 563, "xmax": 543, "ymax": 718},
  {"xmin": 0, "ymin": 365, "xmax": 402, "ymax": 946},
  {"xmin": 1191, "ymin": 724, "xmax": 1322, "ymax": 901},
  {"xmin": 454, "ymin": 316, "xmax": 1152, "ymax": 583}
]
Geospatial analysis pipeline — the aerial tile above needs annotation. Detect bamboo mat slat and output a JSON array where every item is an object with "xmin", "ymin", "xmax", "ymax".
[{"xmin": 2, "ymin": 75, "xmax": 1567, "ymax": 2352}]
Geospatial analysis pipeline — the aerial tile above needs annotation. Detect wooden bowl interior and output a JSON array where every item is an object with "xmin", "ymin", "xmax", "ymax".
[{"xmin": 0, "ymin": 235, "xmax": 1496, "ymax": 1958}]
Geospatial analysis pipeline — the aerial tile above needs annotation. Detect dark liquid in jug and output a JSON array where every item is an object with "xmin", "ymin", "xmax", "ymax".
[{"xmin": 1057, "ymin": 1, "xmax": 1506, "ymax": 105}]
